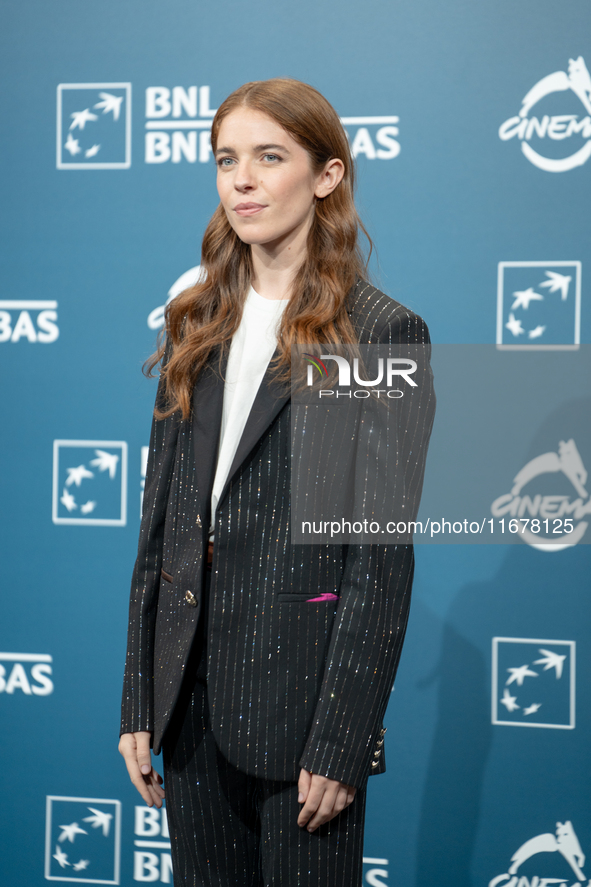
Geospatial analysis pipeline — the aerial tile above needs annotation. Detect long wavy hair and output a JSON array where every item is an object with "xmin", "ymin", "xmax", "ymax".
[{"xmin": 148, "ymin": 77, "xmax": 372, "ymax": 419}]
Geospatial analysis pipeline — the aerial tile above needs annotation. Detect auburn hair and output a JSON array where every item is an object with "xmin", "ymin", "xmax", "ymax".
[{"xmin": 147, "ymin": 77, "xmax": 372, "ymax": 419}]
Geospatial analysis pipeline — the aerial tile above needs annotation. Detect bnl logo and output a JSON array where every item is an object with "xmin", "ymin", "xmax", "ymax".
[
  {"xmin": 57, "ymin": 83, "xmax": 131, "ymax": 169},
  {"xmin": 497, "ymin": 261, "xmax": 581, "ymax": 348},
  {"xmin": 492, "ymin": 637, "xmax": 575, "ymax": 729},
  {"xmin": 45, "ymin": 797, "xmax": 121, "ymax": 884},
  {"xmin": 134, "ymin": 806, "xmax": 172, "ymax": 883},
  {"xmin": 52, "ymin": 441, "xmax": 127, "ymax": 526}
]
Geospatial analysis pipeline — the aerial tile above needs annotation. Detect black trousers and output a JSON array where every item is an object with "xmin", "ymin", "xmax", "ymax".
[{"xmin": 162, "ymin": 567, "xmax": 367, "ymax": 886}]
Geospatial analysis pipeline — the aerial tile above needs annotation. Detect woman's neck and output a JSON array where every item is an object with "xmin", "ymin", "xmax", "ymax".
[{"xmin": 249, "ymin": 228, "xmax": 308, "ymax": 301}]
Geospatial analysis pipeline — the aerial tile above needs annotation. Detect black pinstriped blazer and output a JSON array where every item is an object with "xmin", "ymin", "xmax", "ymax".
[{"xmin": 121, "ymin": 279, "xmax": 435, "ymax": 790}]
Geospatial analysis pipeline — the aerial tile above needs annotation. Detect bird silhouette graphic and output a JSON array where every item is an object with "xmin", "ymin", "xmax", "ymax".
[
  {"xmin": 53, "ymin": 846, "xmax": 70, "ymax": 868},
  {"xmin": 500, "ymin": 688, "xmax": 519, "ymax": 712},
  {"xmin": 83, "ymin": 807, "xmax": 113, "ymax": 837},
  {"xmin": 506, "ymin": 664, "xmax": 538, "ymax": 686},
  {"xmin": 73, "ymin": 860, "xmax": 90, "ymax": 872},
  {"xmin": 64, "ymin": 133, "xmax": 81, "ymax": 156},
  {"xmin": 511, "ymin": 287, "xmax": 544, "ymax": 310},
  {"xmin": 90, "ymin": 450, "xmax": 119, "ymax": 479},
  {"xmin": 523, "ymin": 703, "xmax": 542, "ymax": 716},
  {"xmin": 58, "ymin": 822, "xmax": 88, "ymax": 843},
  {"xmin": 60, "ymin": 489, "xmax": 77, "ymax": 512},
  {"xmin": 69, "ymin": 109, "xmax": 98, "ymax": 131},
  {"xmin": 505, "ymin": 312, "xmax": 524, "ymax": 337},
  {"xmin": 534, "ymin": 648, "xmax": 567, "ymax": 678},
  {"xmin": 528, "ymin": 325, "xmax": 546, "ymax": 339},
  {"xmin": 65, "ymin": 465, "xmax": 94, "ymax": 487},
  {"xmin": 539, "ymin": 270, "xmax": 571, "ymax": 300},
  {"xmin": 94, "ymin": 92, "xmax": 124, "ymax": 120}
]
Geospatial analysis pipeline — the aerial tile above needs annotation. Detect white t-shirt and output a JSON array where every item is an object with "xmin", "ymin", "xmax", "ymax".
[{"xmin": 209, "ymin": 286, "xmax": 289, "ymax": 536}]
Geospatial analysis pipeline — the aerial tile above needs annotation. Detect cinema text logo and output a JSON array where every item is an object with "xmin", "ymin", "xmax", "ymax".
[
  {"xmin": 0, "ymin": 652, "xmax": 53, "ymax": 696},
  {"xmin": 0, "ymin": 299, "xmax": 59, "ymax": 343},
  {"xmin": 489, "ymin": 820, "xmax": 588, "ymax": 887},
  {"xmin": 491, "ymin": 439, "xmax": 590, "ymax": 550},
  {"xmin": 145, "ymin": 86, "xmax": 400, "ymax": 164},
  {"xmin": 304, "ymin": 352, "xmax": 417, "ymax": 399},
  {"xmin": 147, "ymin": 266, "xmax": 204, "ymax": 330},
  {"xmin": 499, "ymin": 56, "xmax": 591, "ymax": 172}
]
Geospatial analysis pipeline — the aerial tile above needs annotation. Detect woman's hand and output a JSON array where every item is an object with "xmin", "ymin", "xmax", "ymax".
[
  {"xmin": 119, "ymin": 731, "xmax": 165, "ymax": 808},
  {"xmin": 297, "ymin": 768, "xmax": 356, "ymax": 832}
]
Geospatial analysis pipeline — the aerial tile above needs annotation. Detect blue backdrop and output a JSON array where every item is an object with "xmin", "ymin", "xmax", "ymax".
[{"xmin": 2, "ymin": 2, "xmax": 590, "ymax": 885}]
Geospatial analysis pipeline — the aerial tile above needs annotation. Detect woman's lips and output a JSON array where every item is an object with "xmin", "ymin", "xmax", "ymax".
[{"xmin": 234, "ymin": 203, "xmax": 266, "ymax": 216}]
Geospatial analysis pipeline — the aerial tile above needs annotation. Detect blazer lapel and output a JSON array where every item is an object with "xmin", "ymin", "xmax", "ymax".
[
  {"xmin": 217, "ymin": 347, "xmax": 290, "ymax": 508},
  {"xmin": 192, "ymin": 345, "xmax": 226, "ymax": 518}
]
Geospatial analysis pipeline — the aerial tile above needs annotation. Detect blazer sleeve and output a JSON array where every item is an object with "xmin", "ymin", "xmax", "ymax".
[
  {"xmin": 298, "ymin": 307, "xmax": 435, "ymax": 789},
  {"xmin": 120, "ymin": 343, "xmax": 180, "ymax": 739}
]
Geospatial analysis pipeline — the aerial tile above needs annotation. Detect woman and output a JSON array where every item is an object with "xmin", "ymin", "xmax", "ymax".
[{"xmin": 119, "ymin": 78, "xmax": 434, "ymax": 886}]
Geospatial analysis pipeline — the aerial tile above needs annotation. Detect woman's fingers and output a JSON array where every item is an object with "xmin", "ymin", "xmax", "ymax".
[
  {"xmin": 332, "ymin": 785, "xmax": 349, "ymax": 816},
  {"xmin": 134, "ymin": 731, "xmax": 153, "ymax": 776},
  {"xmin": 145, "ymin": 773, "xmax": 165, "ymax": 808},
  {"xmin": 297, "ymin": 768, "xmax": 312, "ymax": 804},
  {"xmin": 140, "ymin": 768, "xmax": 165, "ymax": 808},
  {"xmin": 303, "ymin": 786, "xmax": 340, "ymax": 831},
  {"xmin": 297, "ymin": 779, "xmax": 325, "ymax": 828},
  {"xmin": 119, "ymin": 732, "xmax": 164, "ymax": 807},
  {"xmin": 297, "ymin": 774, "xmax": 357, "ymax": 831}
]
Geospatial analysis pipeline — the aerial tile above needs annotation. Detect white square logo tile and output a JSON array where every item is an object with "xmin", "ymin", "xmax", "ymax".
[
  {"xmin": 492, "ymin": 637, "xmax": 575, "ymax": 729},
  {"xmin": 57, "ymin": 83, "xmax": 131, "ymax": 169},
  {"xmin": 497, "ymin": 261, "xmax": 581, "ymax": 349},
  {"xmin": 52, "ymin": 440, "xmax": 127, "ymax": 526},
  {"xmin": 45, "ymin": 796, "xmax": 121, "ymax": 883}
]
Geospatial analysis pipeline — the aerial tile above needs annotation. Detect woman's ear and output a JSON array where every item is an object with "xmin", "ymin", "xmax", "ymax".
[{"xmin": 315, "ymin": 158, "xmax": 345, "ymax": 199}]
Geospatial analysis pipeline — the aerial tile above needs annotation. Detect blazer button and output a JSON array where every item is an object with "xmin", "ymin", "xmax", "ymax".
[
  {"xmin": 196, "ymin": 514, "xmax": 202, "ymax": 527},
  {"xmin": 371, "ymin": 760, "xmax": 380, "ymax": 768},
  {"xmin": 380, "ymin": 727, "xmax": 387, "ymax": 737},
  {"xmin": 376, "ymin": 738, "xmax": 384, "ymax": 748},
  {"xmin": 373, "ymin": 748, "xmax": 382, "ymax": 758},
  {"xmin": 185, "ymin": 590, "xmax": 197, "ymax": 607}
]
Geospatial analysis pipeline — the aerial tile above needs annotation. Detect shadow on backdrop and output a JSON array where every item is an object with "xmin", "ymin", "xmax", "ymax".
[{"xmin": 415, "ymin": 396, "xmax": 591, "ymax": 886}]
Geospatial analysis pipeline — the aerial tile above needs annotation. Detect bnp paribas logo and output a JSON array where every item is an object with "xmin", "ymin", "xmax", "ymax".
[
  {"xmin": 45, "ymin": 796, "xmax": 121, "ymax": 883},
  {"xmin": 56, "ymin": 83, "xmax": 131, "ymax": 169},
  {"xmin": 52, "ymin": 440, "xmax": 128, "ymax": 526}
]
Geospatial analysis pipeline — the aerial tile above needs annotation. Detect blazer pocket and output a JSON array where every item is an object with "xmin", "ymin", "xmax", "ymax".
[
  {"xmin": 276, "ymin": 592, "xmax": 340, "ymax": 604},
  {"xmin": 160, "ymin": 568, "xmax": 173, "ymax": 583}
]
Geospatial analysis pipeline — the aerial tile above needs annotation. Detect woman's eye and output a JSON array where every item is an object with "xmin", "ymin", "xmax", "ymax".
[
  {"xmin": 217, "ymin": 157, "xmax": 234, "ymax": 167},
  {"xmin": 263, "ymin": 153, "xmax": 280, "ymax": 162}
]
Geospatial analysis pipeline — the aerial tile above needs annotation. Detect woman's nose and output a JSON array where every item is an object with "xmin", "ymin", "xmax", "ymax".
[{"xmin": 233, "ymin": 162, "xmax": 256, "ymax": 191}]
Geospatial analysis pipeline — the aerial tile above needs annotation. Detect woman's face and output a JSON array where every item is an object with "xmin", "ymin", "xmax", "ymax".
[{"xmin": 215, "ymin": 107, "xmax": 336, "ymax": 252}]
